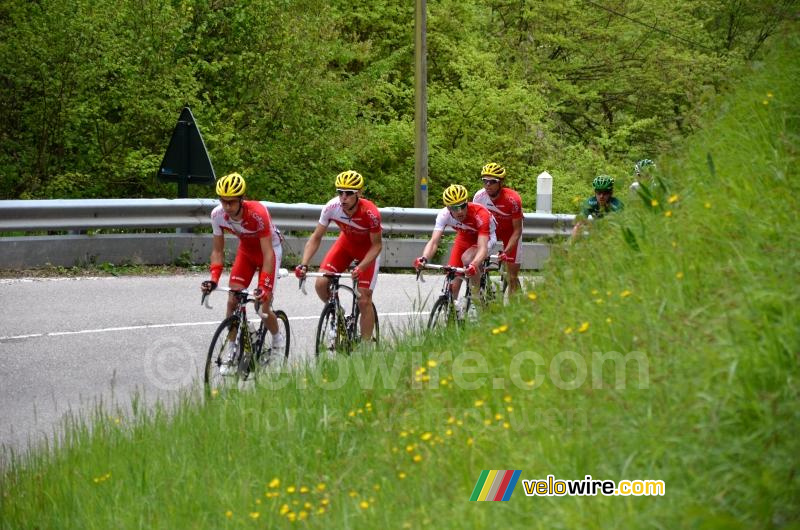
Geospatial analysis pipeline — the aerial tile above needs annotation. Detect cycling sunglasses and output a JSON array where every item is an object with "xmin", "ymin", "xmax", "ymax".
[
  {"xmin": 481, "ymin": 178, "xmax": 500, "ymax": 185},
  {"xmin": 337, "ymin": 189, "xmax": 357, "ymax": 197},
  {"xmin": 447, "ymin": 202, "xmax": 468, "ymax": 212}
]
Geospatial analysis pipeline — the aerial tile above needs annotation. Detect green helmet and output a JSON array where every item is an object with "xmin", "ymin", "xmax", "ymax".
[
  {"xmin": 592, "ymin": 175, "xmax": 614, "ymax": 191},
  {"xmin": 634, "ymin": 159, "xmax": 655, "ymax": 176}
]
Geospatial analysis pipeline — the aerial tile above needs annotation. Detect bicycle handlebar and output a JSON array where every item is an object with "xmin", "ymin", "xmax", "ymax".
[
  {"xmin": 201, "ymin": 286, "xmax": 270, "ymax": 319},
  {"xmin": 298, "ymin": 271, "xmax": 359, "ymax": 297}
]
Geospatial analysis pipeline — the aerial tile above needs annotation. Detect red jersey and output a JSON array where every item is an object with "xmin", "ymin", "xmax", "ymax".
[
  {"xmin": 433, "ymin": 202, "xmax": 497, "ymax": 246},
  {"xmin": 472, "ymin": 187, "xmax": 523, "ymax": 240},
  {"xmin": 210, "ymin": 200, "xmax": 281, "ymax": 254},
  {"xmin": 318, "ymin": 197, "xmax": 382, "ymax": 247}
]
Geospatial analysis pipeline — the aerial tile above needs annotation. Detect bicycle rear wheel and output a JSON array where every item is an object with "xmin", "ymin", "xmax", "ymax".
[
  {"xmin": 205, "ymin": 315, "xmax": 242, "ymax": 389},
  {"xmin": 315, "ymin": 304, "xmax": 346, "ymax": 358},
  {"xmin": 261, "ymin": 310, "xmax": 291, "ymax": 365},
  {"xmin": 353, "ymin": 302, "xmax": 380, "ymax": 348},
  {"xmin": 427, "ymin": 296, "xmax": 457, "ymax": 330}
]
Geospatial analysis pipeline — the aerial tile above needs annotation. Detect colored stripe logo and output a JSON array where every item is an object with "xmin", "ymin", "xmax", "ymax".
[{"xmin": 470, "ymin": 470, "xmax": 521, "ymax": 501}]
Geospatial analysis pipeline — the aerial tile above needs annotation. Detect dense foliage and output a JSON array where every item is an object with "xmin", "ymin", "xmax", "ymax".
[{"xmin": 0, "ymin": 0, "xmax": 792, "ymax": 210}]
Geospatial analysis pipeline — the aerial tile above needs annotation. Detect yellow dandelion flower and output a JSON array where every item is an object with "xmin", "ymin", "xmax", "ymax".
[
  {"xmin": 349, "ymin": 490, "xmax": 358, "ymax": 498},
  {"xmin": 303, "ymin": 502, "xmax": 312, "ymax": 510},
  {"xmin": 474, "ymin": 399, "xmax": 484, "ymax": 407},
  {"xmin": 763, "ymin": 99, "xmax": 769, "ymax": 105},
  {"xmin": 668, "ymin": 194, "xmax": 679, "ymax": 204},
  {"xmin": 317, "ymin": 507, "xmax": 326, "ymax": 515},
  {"xmin": 503, "ymin": 395, "xmax": 512, "ymax": 402},
  {"xmin": 564, "ymin": 327, "xmax": 573, "ymax": 334},
  {"xmin": 287, "ymin": 486, "xmax": 296, "ymax": 494},
  {"xmin": 620, "ymin": 290, "xmax": 632, "ymax": 298},
  {"xmin": 374, "ymin": 484, "xmax": 381, "ymax": 491},
  {"xmin": 767, "ymin": 92, "xmax": 774, "ymax": 98},
  {"xmin": 299, "ymin": 511, "xmax": 308, "ymax": 521},
  {"xmin": 591, "ymin": 289, "xmax": 599, "ymax": 295},
  {"xmin": 704, "ymin": 202, "xmax": 711, "ymax": 208},
  {"xmin": 651, "ymin": 199, "xmax": 659, "ymax": 207},
  {"xmin": 503, "ymin": 422, "xmax": 511, "ymax": 429},
  {"xmin": 357, "ymin": 408, "xmax": 363, "ymax": 414},
  {"xmin": 269, "ymin": 478, "xmax": 280, "ymax": 488},
  {"xmin": 321, "ymin": 498, "xmax": 330, "ymax": 506},
  {"xmin": 483, "ymin": 419, "xmax": 492, "ymax": 426},
  {"xmin": 299, "ymin": 486, "xmax": 310, "ymax": 494},
  {"xmin": 676, "ymin": 271, "xmax": 684, "ymax": 279},
  {"xmin": 287, "ymin": 512, "xmax": 297, "ymax": 522},
  {"xmin": 492, "ymin": 327, "xmax": 501, "ymax": 335},
  {"xmin": 316, "ymin": 483, "xmax": 326, "ymax": 492},
  {"xmin": 211, "ymin": 389, "xmax": 219, "ymax": 398},
  {"xmin": 400, "ymin": 431, "xmax": 408, "ymax": 437},
  {"xmin": 665, "ymin": 210, "xmax": 673, "ymax": 217},
  {"xmin": 405, "ymin": 444, "xmax": 415, "ymax": 452},
  {"xmin": 398, "ymin": 471, "xmax": 407, "ymax": 479},
  {"xmin": 672, "ymin": 241, "xmax": 677, "ymax": 248},
  {"xmin": 498, "ymin": 324, "xmax": 509, "ymax": 333},
  {"xmin": 348, "ymin": 410, "xmax": 356, "ymax": 417},
  {"xmin": 447, "ymin": 416, "xmax": 456, "ymax": 424},
  {"xmin": 467, "ymin": 437, "xmax": 474, "ymax": 446},
  {"xmin": 594, "ymin": 298, "xmax": 604, "ymax": 304},
  {"xmin": 527, "ymin": 291, "xmax": 538, "ymax": 301},
  {"xmin": 249, "ymin": 512, "xmax": 260, "ymax": 520},
  {"xmin": 506, "ymin": 406, "xmax": 513, "ymax": 412},
  {"xmin": 441, "ymin": 378, "xmax": 449, "ymax": 385},
  {"xmin": 413, "ymin": 454, "xmax": 423, "ymax": 463},
  {"xmin": 256, "ymin": 499, "xmax": 262, "ymax": 505},
  {"xmin": 606, "ymin": 317, "xmax": 613, "ymax": 324},
  {"xmin": 446, "ymin": 429, "xmax": 453, "ymax": 436},
  {"xmin": 494, "ymin": 413, "xmax": 503, "ymax": 421},
  {"xmin": 421, "ymin": 432, "xmax": 432, "ymax": 441},
  {"xmin": 225, "ymin": 510, "xmax": 233, "ymax": 518},
  {"xmin": 417, "ymin": 366, "xmax": 427, "ymax": 374},
  {"xmin": 578, "ymin": 322, "xmax": 590, "ymax": 333},
  {"xmin": 360, "ymin": 501, "xmax": 370, "ymax": 509},
  {"xmin": 427, "ymin": 360, "xmax": 437, "ymax": 368},
  {"xmin": 280, "ymin": 504, "xmax": 290, "ymax": 515}
]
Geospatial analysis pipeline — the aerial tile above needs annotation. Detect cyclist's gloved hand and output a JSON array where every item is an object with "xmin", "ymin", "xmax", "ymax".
[
  {"xmin": 465, "ymin": 263, "xmax": 478, "ymax": 277},
  {"xmin": 413, "ymin": 256, "xmax": 427, "ymax": 270},
  {"xmin": 201, "ymin": 280, "xmax": 217, "ymax": 293},
  {"xmin": 499, "ymin": 251, "xmax": 514, "ymax": 263},
  {"xmin": 294, "ymin": 264, "xmax": 308, "ymax": 279},
  {"xmin": 351, "ymin": 266, "xmax": 362, "ymax": 281},
  {"xmin": 204, "ymin": 263, "xmax": 223, "ymax": 292},
  {"xmin": 254, "ymin": 287, "xmax": 272, "ymax": 303}
]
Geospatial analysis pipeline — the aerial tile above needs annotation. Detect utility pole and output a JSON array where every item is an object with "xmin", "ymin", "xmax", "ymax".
[{"xmin": 414, "ymin": 0, "xmax": 428, "ymax": 208}]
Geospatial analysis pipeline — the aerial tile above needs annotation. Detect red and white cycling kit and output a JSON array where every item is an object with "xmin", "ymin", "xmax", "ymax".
[
  {"xmin": 473, "ymin": 187, "xmax": 524, "ymax": 264},
  {"xmin": 211, "ymin": 200, "xmax": 283, "ymax": 289},
  {"xmin": 433, "ymin": 203, "xmax": 497, "ymax": 267},
  {"xmin": 318, "ymin": 197, "xmax": 382, "ymax": 290}
]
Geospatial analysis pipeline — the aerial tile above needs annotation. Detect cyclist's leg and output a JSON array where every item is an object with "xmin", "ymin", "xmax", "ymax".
[
  {"xmin": 316, "ymin": 238, "xmax": 350, "ymax": 301},
  {"xmin": 226, "ymin": 250, "xmax": 257, "ymax": 339},
  {"xmin": 449, "ymin": 237, "xmax": 472, "ymax": 300},
  {"xmin": 458, "ymin": 243, "xmax": 481, "ymax": 300},
  {"xmin": 259, "ymin": 243, "xmax": 281, "ymax": 335},
  {"xmin": 355, "ymin": 253, "xmax": 380, "ymax": 340},
  {"xmin": 504, "ymin": 237, "xmax": 523, "ymax": 294}
]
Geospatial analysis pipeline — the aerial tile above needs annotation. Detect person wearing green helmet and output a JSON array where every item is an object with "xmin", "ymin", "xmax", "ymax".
[
  {"xmin": 630, "ymin": 159, "xmax": 656, "ymax": 192},
  {"xmin": 571, "ymin": 175, "xmax": 625, "ymax": 238}
]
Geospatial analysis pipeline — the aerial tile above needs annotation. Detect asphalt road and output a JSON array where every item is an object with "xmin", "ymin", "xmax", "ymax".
[{"xmin": 0, "ymin": 272, "xmax": 445, "ymax": 455}]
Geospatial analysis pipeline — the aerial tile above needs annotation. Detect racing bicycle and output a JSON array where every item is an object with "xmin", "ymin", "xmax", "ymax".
[{"xmin": 300, "ymin": 271, "xmax": 379, "ymax": 357}]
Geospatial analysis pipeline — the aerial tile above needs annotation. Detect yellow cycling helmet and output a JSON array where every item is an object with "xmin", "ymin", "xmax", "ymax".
[
  {"xmin": 442, "ymin": 184, "xmax": 469, "ymax": 206},
  {"xmin": 481, "ymin": 162, "xmax": 506, "ymax": 179},
  {"xmin": 216, "ymin": 172, "xmax": 246, "ymax": 197},
  {"xmin": 335, "ymin": 170, "xmax": 364, "ymax": 190}
]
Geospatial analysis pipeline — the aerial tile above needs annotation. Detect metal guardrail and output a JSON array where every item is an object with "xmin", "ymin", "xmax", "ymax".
[{"xmin": 0, "ymin": 199, "xmax": 575, "ymax": 236}]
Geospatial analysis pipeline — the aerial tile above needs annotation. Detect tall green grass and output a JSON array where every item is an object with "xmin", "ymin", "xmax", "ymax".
[{"xmin": 3, "ymin": 28, "xmax": 799, "ymax": 529}]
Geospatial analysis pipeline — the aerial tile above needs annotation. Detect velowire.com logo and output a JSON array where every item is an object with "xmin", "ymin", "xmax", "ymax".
[{"xmin": 469, "ymin": 470, "xmax": 522, "ymax": 501}]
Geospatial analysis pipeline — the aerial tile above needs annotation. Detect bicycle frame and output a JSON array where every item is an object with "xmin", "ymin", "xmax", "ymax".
[{"xmin": 300, "ymin": 271, "xmax": 362, "ymax": 355}]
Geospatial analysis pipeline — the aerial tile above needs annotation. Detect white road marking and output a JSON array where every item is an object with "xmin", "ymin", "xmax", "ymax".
[{"xmin": 0, "ymin": 311, "xmax": 426, "ymax": 341}]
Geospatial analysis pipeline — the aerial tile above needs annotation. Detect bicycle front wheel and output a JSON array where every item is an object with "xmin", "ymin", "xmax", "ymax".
[
  {"xmin": 315, "ymin": 304, "xmax": 345, "ymax": 358},
  {"xmin": 427, "ymin": 296, "xmax": 456, "ymax": 330},
  {"xmin": 205, "ymin": 315, "xmax": 241, "ymax": 389}
]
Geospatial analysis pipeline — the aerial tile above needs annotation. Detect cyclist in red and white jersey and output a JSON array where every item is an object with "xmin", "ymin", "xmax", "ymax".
[
  {"xmin": 200, "ymin": 172, "xmax": 284, "ymax": 373},
  {"xmin": 472, "ymin": 162, "xmax": 523, "ymax": 293},
  {"xmin": 295, "ymin": 170, "xmax": 382, "ymax": 341},
  {"xmin": 413, "ymin": 184, "xmax": 497, "ymax": 303}
]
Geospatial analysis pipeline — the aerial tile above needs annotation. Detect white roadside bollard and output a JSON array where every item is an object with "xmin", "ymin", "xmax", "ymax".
[{"xmin": 536, "ymin": 171, "xmax": 553, "ymax": 214}]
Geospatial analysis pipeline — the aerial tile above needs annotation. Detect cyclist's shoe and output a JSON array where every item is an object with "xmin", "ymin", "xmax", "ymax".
[
  {"xmin": 219, "ymin": 342, "xmax": 238, "ymax": 376},
  {"xmin": 272, "ymin": 330, "xmax": 286, "ymax": 352}
]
